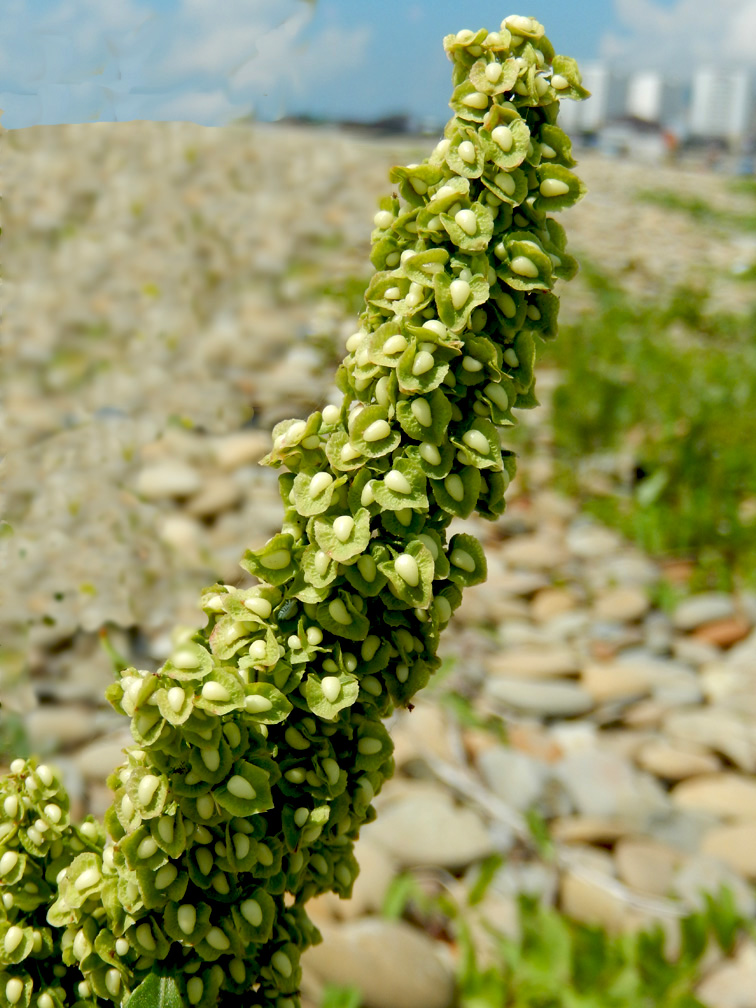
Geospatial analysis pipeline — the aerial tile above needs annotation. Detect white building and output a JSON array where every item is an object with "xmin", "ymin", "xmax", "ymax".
[
  {"xmin": 689, "ymin": 69, "xmax": 754, "ymax": 142},
  {"xmin": 626, "ymin": 71, "xmax": 687, "ymax": 129},
  {"xmin": 556, "ymin": 63, "xmax": 628, "ymax": 133}
]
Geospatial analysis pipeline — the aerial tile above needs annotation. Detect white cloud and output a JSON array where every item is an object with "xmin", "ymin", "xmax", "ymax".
[
  {"xmin": 0, "ymin": 0, "xmax": 364, "ymax": 128},
  {"xmin": 601, "ymin": 0, "xmax": 756, "ymax": 71}
]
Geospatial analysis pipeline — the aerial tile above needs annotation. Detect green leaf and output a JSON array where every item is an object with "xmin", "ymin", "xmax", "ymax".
[{"xmin": 125, "ymin": 973, "xmax": 185, "ymax": 1008}]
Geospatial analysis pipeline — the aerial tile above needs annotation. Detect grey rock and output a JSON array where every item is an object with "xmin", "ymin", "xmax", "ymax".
[
  {"xmin": 486, "ymin": 677, "xmax": 594, "ymax": 717},
  {"xmin": 673, "ymin": 592, "xmax": 736, "ymax": 631},
  {"xmin": 477, "ymin": 746, "xmax": 549, "ymax": 811},
  {"xmin": 302, "ymin": 919, "xmax": 455, "ymax": 1008}
]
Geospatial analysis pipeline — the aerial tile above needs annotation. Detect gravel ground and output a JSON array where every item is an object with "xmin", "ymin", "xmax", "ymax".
[{"xmin": 2, "ymin": 121, "xmax": 756, "ymax": 1008}]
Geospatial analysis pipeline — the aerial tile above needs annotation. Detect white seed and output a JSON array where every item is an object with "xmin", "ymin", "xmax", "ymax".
[
  {"xmin": 385, "ymin": 252, "xmax": 400, "ymax": 267},
  {"xmin": 497, "ymin": 292, "xmax": 517, "ymax": 318},
  {"xmin": 322, "ymin": 403, "xmax": 341, "ymax": 425},
  {"xmin": 395, "ymin": 553, "xmax": 420, "ymax": 587},
  {"xmin": 419, "ymin": 442, "xmax": 442, "ymax": 466},
  {"xmin": 248, "ymin": 639, "xmax": 267, "ymax": 662},
  {"xmin": 74, "ymin": 867, "xmax": 100, "ymax": 891},
  {"xmin": 36, "ymin": 764, "xmax": 53, "ymax": 787},
  {"xmin": 411, "ymin": 398, "xmax": 432, "ymax": 426},
  {"xmin": 535, "ymin": 74, "xmax": 550, "ymax": 96},
  {"xmin": 422, "ymin": 319, "xmax": 447, "ymax": 338},
  {"xmin": 245, "ymin": 694, "xmax": 273, "ymax": 716},
  {"xmin": 206, "ymin": 926, "xmax": 230, "ymax": 951},
  {"xmin": 227, "ymin": 775, "xmax": 256, "ymax": 800},
  {"xmin": 396, "ymin": 508, "xmax": 413, "ymax": 526},
  {"xmin": 321, "ymin": 676, "xmax": 342, "ymax": 703},
  {"xmin": 9, "ymin": 759, "xmax": 25, "ymax": 774},
  {"xmin": 383, "ymin": 334, "xmax": 408, "ymax": 356},
  {"xmin": 309, "ymin": 472, "xmax": 333, "ymax": 498},
  {"xmin": 224, "ymin": 723, "xmax": 241, "ymax": 748},
  {"xmin": 237, "ymin": 899, "xmax": 263, "ymax": 930},
  {"xmin": 355, "ymin": 554, "xmax": 376, "ymax": 582},
  {"xmin": 412, "ymin": 350, "xmax": 435, "ymax": 375},
  {"xmin": 540, "ymin": 143, "xmax": 557, "ymax": 158},
  {"xmin": 540, "ymin": 178, "xmax": 570, "ymax": 197},
  {"xmin": 137, "ymin": 836, "xmax": 158, "ymax": 860},
  {"xmin": 458, "ymin": 140, "xmax": 476, "ymax": 163},
  {"xmin": 4, "ymin": 925, "xmax": 24, "ymax": 955},
  {"xmin": 333, "ymin": 515, "xmax": 355, "ymax": 542},
  {"xmin": 272, "ymin": 951, "xmax": 293, "ymax": 978},
  {"xmin": 233, "ymin": 833, "xmax": 250, "ymax": 859},
  {"xmin": 491, "ymin": 124, "xmax": 514, "ymax": 151},
  {"xmin": 166, "ymin": 687, "xmax": 185, "ymax": 713},
  {"xmin": 385, "ymin": 470, "xmax": 412, "ymax": 494},
  {"xmin": 484, "ymin": 382, "xmax": 509, "ymax": 411},
  {"xmin": 448, "ymin": 280, "xmax": 471, "ymax": 314},
  {"xmin": 302, "ymin": 434, "xmax": 321, "ymax": 450},
  {"xmin": 463, "ymin": 429, "xmax": 490, "ymax": 454},
  {"xmin": 527, "ymin": 305, "xmax": 541, "ymax": 320},
  {"xmin": 485, "ymin": 61, "xmax": 503, "ymax": 82},
  {"xmin": 494, "ymin": 171, "xmax": 516, "ymax": 196},
  {"xmin": 445, "ymin": 474, "xmax": 466, "ymax": 502},
  {"xmin": 362, "ymin": 675, "xmax": 382, "ymax": 696},
  {"xmin": 201, "ymin": 681, "xmax": 230, "ymax": 703},
  {"xmin": 384, "ymin": 286, "xmax": 402, "ymax": 301},
  {"xmin": 361, "ymin": 636, "xmax": 380, "ymax": 661},
  {"xmin": 312, "ymin": 549, "xmax": 330, "ymax": 578},
  {"xmin": 328, "ymin": 598, "xmax": 352, "ymax": 625},
  {"xmin": 454, "ymin": 210, "xmax": 477, "ymax": 236},
  {"xmin": 340, "ymin": 442, "xmax": 361, "ymax": 462},
  {"xmin": 551, "ymin": 73, "xmax": 569, "ymax": 89},
  {"xmin": 121, "ymin": 794, "xmax": 135, "ymax": 818},
  {"xmin": 373, "ymin": 209, "xmax": 394, "ymax": 228},
  {"xmin": 2, "ymin": 894, "xmax": 13, "ymax": 909},
  {"xmin": 3, "ymin": 796, "xmax": 18, "ymax": 819},
  {"xmin": 5, "ymin": 979, "xmax": 24, "ymax": 1006},
  {"xmin": 358, "ymin": 737, "xmax": 383, "ymax": 755},
  {"xmin": 196, "ymin": 794, "xmax": 215, "ymax": 820},
  {"xmin": 138, "ymin": 774, "xmax": 160, "ymax": 807},
  {"xmin": 155, "ymin": 864, "xmax": 177, "ymax": 889},
  {"xmin": 115, "ymin": 937, "xmax": 129, "ymax": 956},
  {"xmin": 177, "ymin": 904, "xmax": 196, "ymax": 934},
  {"xmin": 451, "ymin": 548, "xmax": 477, "ymax": 571},
  {"xmin": 0, "ymin": 851, "xmax": 19, "ymax": 875},
  {"xmin": 504, "ymin": 348, "xmax": 519, "ymax": 368},
  {"xmin": 396, "ymin": 664, "xmax": 410, "ymax": 683},
  {"xmin": 77, "ymin": 984, "xmax": 91, "ymax": 999},
  {"xmin": 462, "ymin": 355, "xmax": 483, "ymax": 372},
  {"xmin": 455, "ymin": 28, "xmax": 475, "ymax": 43},
  {"xmin": 200, "ymin": 749, "xmax": 220, "ymax": 772},
  {"xmin": 510, "ymin": 255, "xmax": 539, "ymax": 278},
  {"xmin": 261, "ymin": 548, "xmax": 291, "ymax": 570},
  {"xmin": 135, "ymin": 923, "xmax": 156, "ymax": 951},
  {"xmin": 187, "ymin": 977, "xmax": 204, "ymax": 1005},
  {"xmin": 157, "ymin": 817, "xmax": 174, "ymax": 844},
  {"xmin": 306, "ymin": 626, "xmax": 323, "ymax": 645},
  {"xmin": 462, "ymin": 91, "xmax": 489, "ymax": 109},
  {"xmin": 360, "ymin": 481, "xmax": 375, "ymax": 506},
  {"xmin": 289, "ymin": 633, "xmax": 302, "ymax": 649}
]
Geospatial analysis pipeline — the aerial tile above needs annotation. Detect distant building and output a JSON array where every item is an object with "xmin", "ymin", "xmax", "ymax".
[
  {"xmin": 689, "ymin": 69, "xmax": 754, "ymax": 142},
  {"xmin": 557, "ymin": 63, "xmax": 628, "ymax": 133},
  {"xmin": 626, "ymin": 71, "xmax": 687, "ymax": 130}
]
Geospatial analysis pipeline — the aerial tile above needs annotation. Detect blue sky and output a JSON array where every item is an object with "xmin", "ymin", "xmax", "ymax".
[{"xmin": 1, "ymin": 0, "xmax": 754, "ymax": 130}]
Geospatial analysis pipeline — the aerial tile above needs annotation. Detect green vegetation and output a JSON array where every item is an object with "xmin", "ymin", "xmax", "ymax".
[{"xmin": 537, "ymin": 261, "xmax": 756, "ymax": 590}]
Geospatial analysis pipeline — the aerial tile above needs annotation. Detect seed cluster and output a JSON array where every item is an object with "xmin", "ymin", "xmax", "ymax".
[{"xmin": 1, "ymin": 16, "xmax": 586, "ymax": 1008}]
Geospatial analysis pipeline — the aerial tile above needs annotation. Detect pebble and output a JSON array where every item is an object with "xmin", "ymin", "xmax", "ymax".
[
  {"xmin": 135, "ymin": 461, "xmax": 202, "ymax": 499},
  {"xmin": 634, "ymin": 739, "xmax": 722, "ymax": 780},
  {"xmin": 701, "ymin": 824, "xmax": 756, "ymax": 879},
  {"xmin": 302, "ymin": 919, "xmax": 455, "ymax": 1008},
  {"xmin": 580, "ymin": 661, "xmax": 653, "ymax": 703},
  {"xmin": 593, "ymin": 586, "xmax": 649, "ymax": 623},
  {"xmin": 692, "ymin": 617, "xmax": 751, "ymax": 648},
  {"xmin": 366, "ymin": 783, "xmax": 496, "ymax": 869},
  {"xmin": 185, "ymin": 476, "xmax": 242, "ymax": 517},
  {"xmin": 565, "ymin": 522, "xmax": 623, "ymax": 559},
  {"xmin": 213, "ymin": 430, "xmax": 270, "ymax": 470},
  {"xmin": 486, "ymin": 677, "xmax": 594, "ymax": 717},
  {"xmin": 554, "ymin": 749, "xmax": 668, "ymax": 824},
  {"xmin": 614, "ymin": 838, "xmax": 685, "ymax": 896},
  {"xmin": 477, "ymin": 746, "xmax": 549, "ymax": 811},
  {"xmin": 663, "ymin": 709, "xmax": 756, "ymax": 773},
  {"xmin": 672, "ymin": 592, "xmax": 736, "ymax": 631},
  {"xmin": 671, "ymin": 773, "xmax": 756, "ymax": 821},
  {"xmin": 487, "ymin": 644, "xmax": 579, "ymax": 679},
  {"xmin": 500, "ymin": 534, "xmax": 569, "ymax": 569},
  {"xmin": 531, "ymin": 587, "xmax": 578, "ymax": 622},
  {"xmin": 696, "ymin": 940, "xmax": 756, "ymax": 1008}
]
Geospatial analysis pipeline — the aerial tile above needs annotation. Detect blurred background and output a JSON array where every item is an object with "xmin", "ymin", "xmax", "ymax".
[{"xmin": 2, "ymin": 3, "xmax": 756, "ymax": 1007}]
